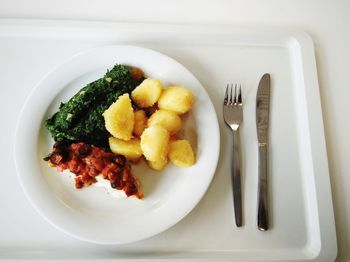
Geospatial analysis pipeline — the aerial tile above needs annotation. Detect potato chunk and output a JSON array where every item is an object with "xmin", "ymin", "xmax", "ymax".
[
  {"xmin": 133, "ymin": 110, "xmax": 147, "ymax": 137},
  {"xmin": 157, "ymin": 86, "xmax": 194, "ymax": 114},
  {"xmin": 103, "ymin": 93, "xmax": 134, "ymax": 140},
  {"xmin": 168, "ymin": 140, "xmax": 195, "ymax": 167},
  {"xmin": 141, "ymin": 125, "xmax": 169, "ymax": 161},
  {"xmin": 148, "ymin": 157, "xmax": 168, "ymax": 171},
  {"xmin": 147, "ymin": 110, "xmax": 182, "ymax": 135},
  {"xmin": 131, "ymin": 78, "xmax": 163, "ymax": 108},
  {"xmin": 109, "ymin": 137, "xmax": 142, "ymax": 161}
]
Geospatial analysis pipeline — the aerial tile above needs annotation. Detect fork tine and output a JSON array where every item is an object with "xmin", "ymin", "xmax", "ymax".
[
  {"xmin": 224, "ymin": 84, "xmax": 229, "ymax": 104},
  {"xmin": 233, "ymin": 84, "xmax": 237, "ymax": 104},
  {"xmin": 237, "ymin": 84, "xmax": 242, "ymax": 104},
  {"xmin": 229, "ymin": 84, "xmax": 233, "ymax": 105}
]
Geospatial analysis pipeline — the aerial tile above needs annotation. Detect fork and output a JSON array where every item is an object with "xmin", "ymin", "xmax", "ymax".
[{"xmin": 223, "ymin": 84, "xmax": 243, "ymax": 227}]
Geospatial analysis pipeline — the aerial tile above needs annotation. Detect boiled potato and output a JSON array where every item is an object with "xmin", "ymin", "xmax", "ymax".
[
  {"xmin": 141, "ymin": 125, "xmax": 169, "ymax": 162},
  {"xmin": 168, "ymin": 140, "xmax": 195, "ymax": 167},
  {"xmin": 148, "ymin": 157, "xmax": 168, "ymax": 171},
  {"xmin": 147, "ymin": 110, "xmax": 182, "ymax": 135},
  {"xmin": 103, "ymin": 93, "xmax": 134, "ymax": 140},
  {"xmin": 133, "ymin": 109, "xmax": 147, "ymax": 137},
  {"xmin": 157, "ymin": 86, "xmax": 194, "ymax": 114},
  {"xmin": 109, "ymin": 137, "xmax": 142, "ymax": 161},
  {"xmin": 131, "ymin": 78, "xmax": 163, "ymax": 108}
]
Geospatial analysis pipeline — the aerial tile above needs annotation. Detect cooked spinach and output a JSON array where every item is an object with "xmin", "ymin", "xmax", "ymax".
[{"xmin": 45, "ymin": 64, "xmax": 142, "ymax": 147}]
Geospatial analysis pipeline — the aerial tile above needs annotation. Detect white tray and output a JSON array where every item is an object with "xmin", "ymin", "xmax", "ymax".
[{"xmin": 0, "ymin": 19, "xmax": 337, "ymax": 261}]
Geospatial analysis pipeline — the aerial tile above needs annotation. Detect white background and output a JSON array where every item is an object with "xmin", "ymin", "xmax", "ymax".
[{"xmin": 0, "ymin": 0, "xmax": 349, "ymax": 260}]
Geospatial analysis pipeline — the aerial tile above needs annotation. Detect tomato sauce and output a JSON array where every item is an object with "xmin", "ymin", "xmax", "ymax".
[{"xmin": 44, "ymin": 142, "xmax": 143, "ymax": 199}]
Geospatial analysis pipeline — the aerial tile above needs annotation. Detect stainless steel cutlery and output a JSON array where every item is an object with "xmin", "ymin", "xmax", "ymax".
[
  {"xmin": 256, "ymin": 73, "xmax": 271, "ymax": 231},
  {"xmin": 223, "ymin": 74, "xmax": 271, "ymax": 230},
  {"xmin": 223, "ymin": 84, "xmax": 243, "ymax": 227}
]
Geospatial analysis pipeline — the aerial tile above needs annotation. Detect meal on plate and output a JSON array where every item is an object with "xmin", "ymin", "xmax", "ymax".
[{"xmin": 44, "ymin": 64, "xmax": 196, "ymax": 199}]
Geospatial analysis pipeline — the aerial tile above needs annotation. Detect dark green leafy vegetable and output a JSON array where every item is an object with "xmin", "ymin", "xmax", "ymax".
[{"xmin": 45, "ymin": 64, "xmax": 143, "ymax": 147}]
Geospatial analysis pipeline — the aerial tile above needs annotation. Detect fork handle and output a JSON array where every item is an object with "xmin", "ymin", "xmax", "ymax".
[
  {"xmin": 232, "ymin": 129, "xmax": 242, "ymax": 227},
  {"xmin": 257, "ymin": 143, "xmax": 269, "ymax": 231}
]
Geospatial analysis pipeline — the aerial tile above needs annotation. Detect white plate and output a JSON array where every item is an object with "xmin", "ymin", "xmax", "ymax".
[{"xmin": 14, "ymin": 45, "xmax": 220, "ymax": 245}]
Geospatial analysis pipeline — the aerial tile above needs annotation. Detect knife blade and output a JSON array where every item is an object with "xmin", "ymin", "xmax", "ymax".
[{"xmin": 256, "ymin": 73, "xmax": 271, "ymax": 231}]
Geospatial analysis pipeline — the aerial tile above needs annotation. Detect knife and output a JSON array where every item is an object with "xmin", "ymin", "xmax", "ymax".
[{"xmin": 256, "ymin": 73, "xmax": 271, "ymax": 231}]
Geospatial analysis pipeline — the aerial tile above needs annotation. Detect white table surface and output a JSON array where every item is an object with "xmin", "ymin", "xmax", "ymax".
[{"xmin": 0, "ymin": 0, "xmax": 349, "ymax": 261}]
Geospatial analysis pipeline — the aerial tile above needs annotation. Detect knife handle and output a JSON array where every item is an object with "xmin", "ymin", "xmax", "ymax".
[
  {"xmin": 257, "ymin": 143, "xmax": 269, "ymax": 231},
  {"xmin": 232, "ymin": 129, "xmax": 242, "ymax": 227}
]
